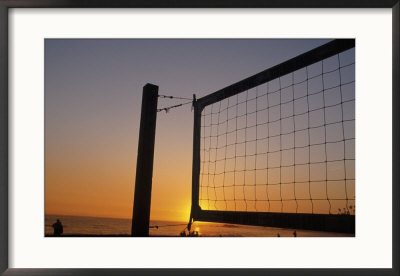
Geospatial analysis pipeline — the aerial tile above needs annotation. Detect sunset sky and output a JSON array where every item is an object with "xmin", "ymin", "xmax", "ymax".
[{"xmin": 45, "ymin": 39, "xmax": 354, "ymax": 222}]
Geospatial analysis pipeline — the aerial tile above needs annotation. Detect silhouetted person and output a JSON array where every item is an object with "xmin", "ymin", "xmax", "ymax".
[
  {"xmin": 52, "ymin": 219, "xmax": 63, "ymax": 236},
  {"xmin": 293, "ymin": 230, "xmax": 297, "ymax": 237}
]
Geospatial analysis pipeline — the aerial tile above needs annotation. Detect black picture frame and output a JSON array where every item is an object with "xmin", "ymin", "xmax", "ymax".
[{"xmin": 0, "ymin": 1, "xmax": 398, "ymax": 275}]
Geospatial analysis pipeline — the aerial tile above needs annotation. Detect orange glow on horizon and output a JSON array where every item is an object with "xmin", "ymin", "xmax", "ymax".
[{"xmin": 45, "ymin": 141, "xmax": 193, "ymax": 222}]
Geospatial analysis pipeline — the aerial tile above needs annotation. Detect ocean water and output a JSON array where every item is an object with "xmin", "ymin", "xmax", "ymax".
[{"xmin": 45, "ymin": 214, "xmax": 353, "ymax": 237}]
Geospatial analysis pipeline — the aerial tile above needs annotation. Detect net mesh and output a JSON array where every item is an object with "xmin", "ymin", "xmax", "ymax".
[{"xmin": 199, "ymin": 49, "xmax": 355, "ymax": 215}]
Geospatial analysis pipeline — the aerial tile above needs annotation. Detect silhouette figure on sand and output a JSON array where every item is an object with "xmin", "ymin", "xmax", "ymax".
[{"xmin": 52, "ymin": 219, "xmax": 63, "ymax": 236}]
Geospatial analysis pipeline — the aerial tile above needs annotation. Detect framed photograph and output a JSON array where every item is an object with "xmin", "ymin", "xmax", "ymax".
[{"xmin": 1, "ymin": 1, "xmax": 398, "ymax": 275}]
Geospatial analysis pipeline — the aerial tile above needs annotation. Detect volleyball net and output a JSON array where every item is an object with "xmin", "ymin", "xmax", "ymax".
[{"xmin": 189, "ymin": 39, "xmax": 355, "ymax": 233}]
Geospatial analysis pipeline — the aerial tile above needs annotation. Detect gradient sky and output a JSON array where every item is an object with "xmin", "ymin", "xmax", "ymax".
[{"xmin": 44, "ymin": 39, "xmax": 354, "ymax": 222}]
